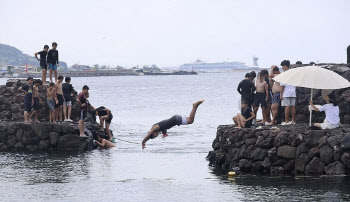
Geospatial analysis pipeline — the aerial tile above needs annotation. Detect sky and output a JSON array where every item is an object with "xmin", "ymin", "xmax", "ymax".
[{"xmin": 0, "ymin": 0, "xmax": 350, "ymax": 68}]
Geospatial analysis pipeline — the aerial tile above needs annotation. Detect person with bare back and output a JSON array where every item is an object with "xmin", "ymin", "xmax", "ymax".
[
  {"xmin": 253, "ymin": 71, "xmax": 269, "ymax": 124},
  {"xmin": 141, "ymin": 100, "xmax": 204, "ymax": 149}
]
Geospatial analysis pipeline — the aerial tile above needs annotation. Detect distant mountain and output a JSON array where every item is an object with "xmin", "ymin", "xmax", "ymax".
[{"xmin": 0, "ymin": 43, "xmax": 68, "ymax": 67}]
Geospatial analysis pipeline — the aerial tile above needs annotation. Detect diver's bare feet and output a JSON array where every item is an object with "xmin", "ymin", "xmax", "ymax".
[{"xmin": 193, "ymin": 100, "xmax": 205, "ymax": 107}]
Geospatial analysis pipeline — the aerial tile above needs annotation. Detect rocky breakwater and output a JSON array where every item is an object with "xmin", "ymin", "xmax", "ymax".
[
  {"xmin": 0, "ymin": 79, "xmax": 112, "ymax": 152},
  {"xmin": 207, "ymin": 124, "xmax": 350, "ymax": 175}
]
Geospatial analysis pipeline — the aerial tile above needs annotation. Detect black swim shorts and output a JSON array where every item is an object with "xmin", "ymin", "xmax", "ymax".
[
  {"xmin": 40, "ymin": 62, "xmax": 47, "ymax": 70},
  {"xmin": 24, "ymin": 97, "xmax": 32, "ymax": 112},
  {"xmin": 56, "ymin": 94, "xmax": 64, "ymax": 108},
  {"xmin": 33, "ymin": 97, "xmax": 40, "ymax": 110},
  {"xmin": 254, "ymin": 92, "xmax": 267, "ymax": 107},
  {"xmin": 106, "ymin": 113, "xmax": 113, "ymax": 124}
]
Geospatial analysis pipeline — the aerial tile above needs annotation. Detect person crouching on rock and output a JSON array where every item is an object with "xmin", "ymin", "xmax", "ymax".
[
  {"xmin": 47, "ymin": 82, "xmax": 57, "ymax": 123},
  {"xmin": 94, "ymin": 134, "xmax": 115, "ymax": 148},
  {"xmin": 93, "ymin": 106, "xmax": 113, "ymax": 141},
  {"xmin": 141, "ymin": 100, "xmax": 204, "ymax": 149},
  {"xmin": 18, "ymin": 77, "xmax": 34, "ymax": 123},
  {"xmin": 30, "ymin": 79, "xmax": 43, "ymax": 122},
  {"xmin": 233, "ymin": 107, "xmax": 255, "ymax": 129},
  {"xmin": 77, "ymin": 85, "xmax": 89, "ymax": 137},
  {"xmin": 309, "ymin": 94, "xmax": 340, "ymax": 130}
]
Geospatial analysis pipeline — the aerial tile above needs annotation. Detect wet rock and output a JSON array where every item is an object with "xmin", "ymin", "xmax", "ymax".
[
  {"xmin": 26, "ymin": 145, "xmax": 39, "ymax": 152},
  {"xmin": 262, "ymin": 157, "xmax": 271, "ymax": 169},
  {"xmin": 7, "ymin": 135, "xmax": 17, "ymax": 148},
  {"xmin": 245, "ymin": 138, "xmax": 257, "ymax": 146},
  {"xmin": 274, "ymin": 132, "xmax": 288, "ymax": 147},
  {"xmin": 285, "ymin": 160, "xmax": 295, "ymax": 172},
  {"xmin": 14, "ymin": 141, "xmax": 24, "ymax": 151},
  {"xmin": 304, "ymin": 131, "xmax": 326, "ymax": 147},
  {"xmin": 270, "ymin": 166, "xmax": 284, "ymax": 175},
  {"xmin": 258, "ymin": 137, "xmax": 274, "ymax": 148},
  {"xmin": 268, "ymin": 147, "xmax": 278, "ymax": 161},
  {"xmin": 252, "ymin": 161, "xmax": 264, "ymax": 172},
  {"xmin": 39, "ymin": 140, "xmax": 50, "ymax": 150},
  {"xmin": 49, "ymin": 132, "xmax": 60, "ymax": 145},
  {"xmin": 289, "ymin": 133, "xmax": 304, "ymax": 147},
  {"xmin": 305, "ymin": 157, "xmax": 325, "ymax": 175},
  {"xmin": 340, "ymin": 135, "xmax": 350, "ymax": 149},
  {"xmin": 318, "ymin": 136, "xmax": 328, "ymax": 148},
  {"xmin": 277, "ymin": 145, "xmax": 296, "ymax": 159},
  {"xmin": 0, "ymin": 131, "xmax": 8, "ymax": 143},
  {"xmin": 238, "ymin": 159, "xmax": 253, "ymax": 171},
  {"xmin": 0, "ymin": 143, "xmax": 8, "ymax": 151},
  {"xmin": 21, "ymin": 133, "xmax": 33, "ymax": 145},
  {"xmin": 308, "ymin": 147, "xmax": 319, "ymax": 159},
  {"xmin": 31, "ymin": 123, "xmax": 52, "ymax": 140},
  {"xmin": 327, "ymin": 136, "xmax": 340, "ymax": 148},
  {"xmin": 324, "ymin": 161, "xmax": 345, "ymax": 175},
  {"xmin": 319, "ymin": 145, "xmax": 334, "ymax": 164},
  {"xmin": 296, "ymin": 142, "xmax": 309, "ymax": 156},
  {"xmin": 272, "ymin": 159, "xmax": 288, "ymax": 166},
  {"xmin": 341, "ymin": 152, "xmax": 350, "ymax": 168},
  {"xmin": 251, "ymin": 148, "xmax": 267, "ymax": 161},
  {"xmin": 255, "ymin": 136, "xmax": 264, "ymax": 146},
  {"xmin": 57, "ymin": 135, "xmax": 88, "ymax": 151},
  {"xmin": 295, "ymin": 153, "xmax": 310, "ymax": 172}
]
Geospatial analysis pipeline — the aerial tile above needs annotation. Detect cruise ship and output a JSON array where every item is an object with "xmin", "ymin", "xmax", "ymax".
[{"xmin": 179, "ymin": 57, "xmax": 259, "ymax": 72}]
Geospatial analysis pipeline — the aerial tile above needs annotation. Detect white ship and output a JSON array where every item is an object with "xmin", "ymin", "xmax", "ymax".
[{"xmin": 179, "ymin": 57, "xmax": 259, "ymax": 72}]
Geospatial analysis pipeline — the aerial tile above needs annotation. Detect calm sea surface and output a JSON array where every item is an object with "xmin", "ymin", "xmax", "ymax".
[{"xmin": 0, "ymin": 73, "xmax": 350, "ymax": 201}]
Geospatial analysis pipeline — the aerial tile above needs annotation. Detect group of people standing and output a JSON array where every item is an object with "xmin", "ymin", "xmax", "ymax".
[
  {"xmin": 234, "ymin": 60, "xmax": 340, "ymax": 130},
  {"xmin": 16, "ymin": 42, "xmax": 116, "ymax": 148}
]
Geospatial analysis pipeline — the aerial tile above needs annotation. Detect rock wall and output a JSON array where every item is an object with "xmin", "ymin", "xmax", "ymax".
[
  {"xmin": 292, "ymin": 64, "xmax": 350, "ymax": 124},
  {"xmin": 207, "ymin": 124, "xmax": 350, "ymax": 175},
  {"xmin": 0, "ymin": 121, "xmax": 104, "ymax": 152}
]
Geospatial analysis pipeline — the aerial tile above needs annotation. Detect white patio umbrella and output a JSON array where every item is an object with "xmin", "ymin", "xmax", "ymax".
[{"xmin": 273, "ymin": 65, "xmax": 350, "ymax": 126}]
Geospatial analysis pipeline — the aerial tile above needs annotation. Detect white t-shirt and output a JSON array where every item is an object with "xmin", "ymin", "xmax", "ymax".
[
  {"xmin": 281, "ymin": 84, "xmax": 296, "ymax": 98},
  {"xmin": 319, "ymin": 104, "xmax": 340, "ymax": 125}
]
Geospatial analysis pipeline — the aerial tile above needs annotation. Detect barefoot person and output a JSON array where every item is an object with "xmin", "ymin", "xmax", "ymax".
[
  {"xmin": 94, "ymin": 134, "xmax": 115, "ymax": 148},
  {"xmin": 93, "ymin": 106, "xmax": 113, "ymax": 141},
  {"xmin": 30, "ymin": 79, "xmax": 43, "ymax": 122},
  {"xmin": 268, "ymin": 66, "xmax": 282, "ymax": 125},
  {"xmin": 253, "ymin": 71, "xmax": 268, "ymax": 124},
  {"xmin": 55, "ymin": 76, "xmax": 64, "ymax": 122},
  {"xmin": 47, "ymin": 82, "xmax": 57, "ymax": 123},
  {"xmin": 77, "ymin": 85, "xmax": 89, "ymax": 137},
  {"xmin": 62, "ymin": 77, "xmax": 74, "ymax": 122},
  {"xmin": 310, "ymin": 94, "xmax": 340, "ymax": 129},
  {"xmin": 47, "ymin": 42, "xmax": 59, "ymax": 83},
  {"xmin": 233, "ymin": 107, "xmax": 255, "ymax": 129},
  {"xmin": 18, "ymin": 77, "xmax": 34, "ymax": 122},
  {"xmin": 34, "ymin": 45, "xmax": 49, "ymax": 84},
  {"xmin": 142, "ymin": 100, "xmax": 204, "ymax": 149}
]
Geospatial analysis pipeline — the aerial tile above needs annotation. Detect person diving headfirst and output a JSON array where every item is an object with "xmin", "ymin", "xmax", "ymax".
[{"xmin": 142, "ymin": 100, "xmax": 205, "ymax": 149}]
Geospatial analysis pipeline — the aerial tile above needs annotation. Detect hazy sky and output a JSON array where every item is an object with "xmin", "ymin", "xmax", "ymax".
[{"xmin": 1, "ymin": 0, "xmax": 349, "ymax": 68}]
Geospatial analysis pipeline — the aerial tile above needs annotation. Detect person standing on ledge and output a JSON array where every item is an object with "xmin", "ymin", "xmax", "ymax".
[
  {"xmin": 55, "ymin": 76, "xmax": 64, "ymax": 122},
  {"xmin": 141, "ymin": 100, "xmax": 204, "ymax": 149},
  {"xmin": 47, "ymin": 82, "xmax": 57, "ymax": 123},
  {"xmin": 47, "ymin": 42, "xmax": 59, "ymax": 83},
  {"xmin": 253, "ymin": 71, "xmax": 268, "ymax": 124},
  {"xmin": 62, "ymin": 77, "xmax": 74, "ymax": 122},
  {"xmin": 280, "ymin": 60, "xmax": 296, "ymax": 125},
  {"xmin": 309, "ymin": 94, "xmax": 340, "ymax": 130},
  {"xmin": 77, "ymin": 85, "xmax": 89, "ymax": 137},
  {"xmin": 268, "ymin": 66, "xmax": 282, "ymax": 125},
  {"xmin": 237, "ymin": 73, "xmax": 255, "ymax": 113},
  {"xmin": 18, "ymin": 77, "xmax": 34, "ymax": 123},
  {"xmin": 34, "ymin": 45, "xmax": 49, "ymax": 84},
  {"xmin": 30, "ymin": 79, "xmax": 43, "ymax": 122}
]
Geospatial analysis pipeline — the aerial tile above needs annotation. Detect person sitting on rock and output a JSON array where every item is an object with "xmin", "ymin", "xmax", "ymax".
[
  {"xmin": 18, "ymin": 77, "xmax": 34, "ymax": 123},
  {"xmin": 141, "ymin": 100, "xmax": 204, "ymax": 149},
  {"xmin": 30, "ymin": 79, "xmax": 43, "ymax": 122},
  {"xmin": 47, "ymin": 82, "xmax": 57, "ymax": 123},
  {"xmin": 93, "ymin": 106, "xmax": 113, "ymax": 141},
  {"xmin": 309, "ymin": 94, "xmax": 340, "ymax": 130},
  {"xmin": 233, "ymin": 107, "xmax": 255, "ymax": 129},
  {"xmin": 94, "ymin": 134, "xmax": 115, "ymax": 148}
]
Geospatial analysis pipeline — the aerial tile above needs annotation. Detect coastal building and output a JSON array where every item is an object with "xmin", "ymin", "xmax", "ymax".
[
  {"xmin": 179, "ymin": 58, "xmax": 259, "ymax": 72},
  {"xmin": 70, "ymin": 64, "xmax": 92, "ymax": 71}
]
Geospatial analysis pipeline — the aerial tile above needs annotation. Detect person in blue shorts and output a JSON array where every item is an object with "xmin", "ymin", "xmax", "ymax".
[{"xmin": 47, "ymin": 42, "xmax": 59, "ymax": 83}]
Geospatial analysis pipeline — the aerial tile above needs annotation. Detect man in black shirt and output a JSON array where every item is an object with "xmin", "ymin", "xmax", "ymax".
[
  {"xmin": 93, "ymin": 106, "xmax": 113, "ymax": 141},
  {"xmin": 18, "ymin": 77, "xmax": 34, "ymax": 122},
  {"xmin": 62, "ymin": 77, "xmax": 74, "ymax": 122},
  {"xmin": 47, "ymin": 42, "xmax": 59, "ymax": 83},
  {"xmin": 237, "ymin": 73, "xmax": 255, "ymax": 113},
  {"xmin": 142, "ymin": 100, "xmax": 204, "ymax": 149},
  {"xmin": 35, "ymin": 45, "xmax": 49, "ymax": 85}
]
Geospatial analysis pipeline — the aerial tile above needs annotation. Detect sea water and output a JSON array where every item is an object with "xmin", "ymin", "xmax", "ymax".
[{"xmin": 0, "ymin": 73, "xmax": 350, "ymax": 201}]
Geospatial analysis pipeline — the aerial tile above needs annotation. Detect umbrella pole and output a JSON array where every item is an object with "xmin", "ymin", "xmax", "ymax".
[{"xmin": 309, "ymin": 88, "xmax": 313, "ymax": 127}]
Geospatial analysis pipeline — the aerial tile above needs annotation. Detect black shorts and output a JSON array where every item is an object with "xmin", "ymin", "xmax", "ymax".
[
  {"xmin": 24, "ymin": 98, "xmax": 32, "ymax": 112},
  {"xmin": 56, "ymin": 94, "xmax": 64, "ymax": 108},
  {"xmin": 241, "ymin": 94, "xmax": 251, "ymax": 106},
  {"xmin": 40, "ymin": 62, "xmax": 47, "ymax": 70},
  {"xmin": 33, "ymin": 97, "xmax": 40, "ymax": 110},
  {"xmin": 80, "ymin": 110, "xmax": 87, "ymax": 120},
  {"xmin": 254, "ymin": 92, "xmax": 267, "ymax": 107},
  {"xmin": 106, "ymin": 114, "xmax": 113, "ymax": 124},
  {"xmin": 245, "ymin": 121, "xmax": 252, "ymax": 128}
]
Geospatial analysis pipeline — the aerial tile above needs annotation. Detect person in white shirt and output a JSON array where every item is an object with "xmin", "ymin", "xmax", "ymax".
[
  {"xmin": 280, "ymin": 60, "xmax": 296, "ymax": 124},
  {"xmin": 309, "ymin": 94, "xmax": 340, "ymax": 129}
]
